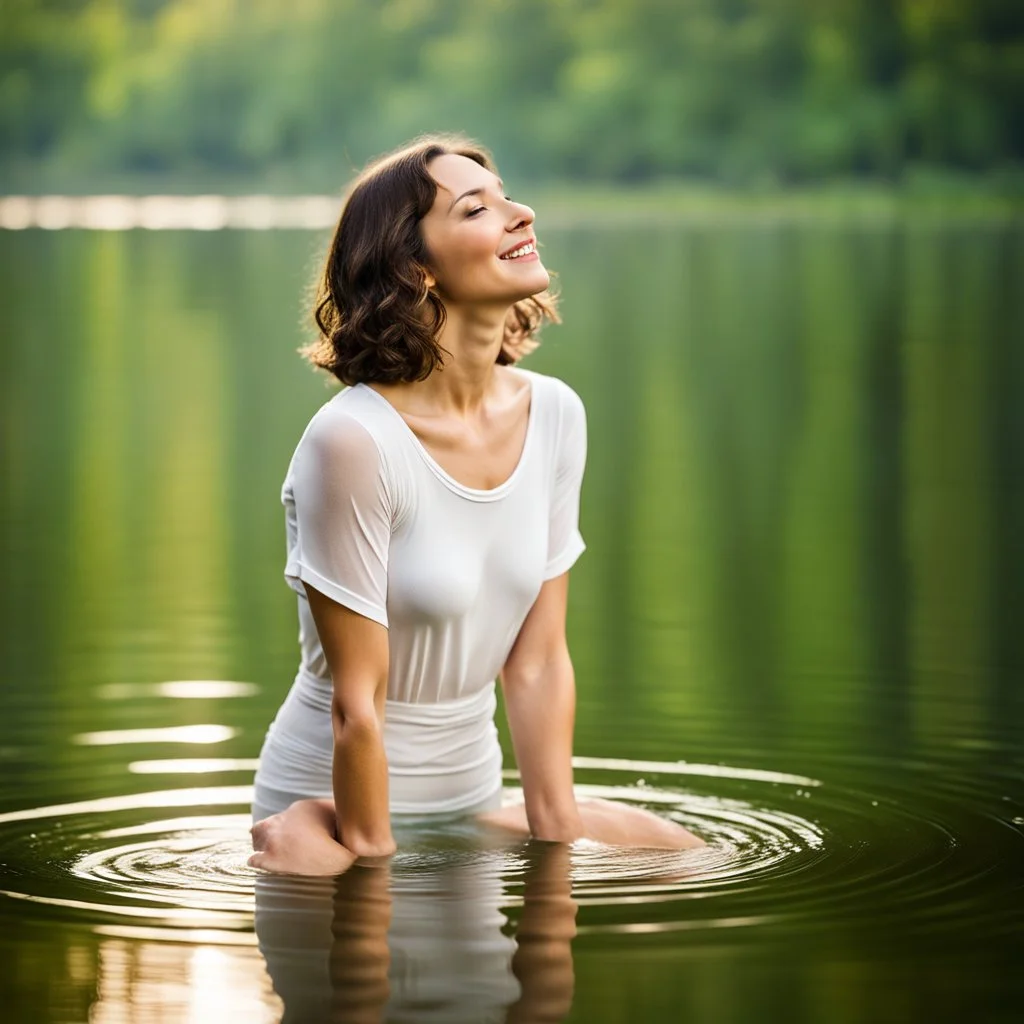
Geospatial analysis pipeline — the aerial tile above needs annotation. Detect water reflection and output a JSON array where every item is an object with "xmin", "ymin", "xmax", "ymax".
[
  {"xmin": 90, "ymin": 939, "xmax": 279, "ymax": 1024},
  {"xmin": 505, "ymin": 843, "xmax": 577, "ymax": 1024},
  {"xmin": 255, "ymin": 841, "xmax": 577, "ymax": 1024}
]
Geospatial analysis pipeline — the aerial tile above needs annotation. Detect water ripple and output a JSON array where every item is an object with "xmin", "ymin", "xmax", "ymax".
[{"xmin": 0, "ymin": 756, "xmax": 1018, "ymax": 944}]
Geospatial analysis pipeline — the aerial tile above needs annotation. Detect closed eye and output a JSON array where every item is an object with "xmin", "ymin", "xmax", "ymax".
[{"xmin": 465, "ymin": 195, "xmax": 514, "ymax": 217}]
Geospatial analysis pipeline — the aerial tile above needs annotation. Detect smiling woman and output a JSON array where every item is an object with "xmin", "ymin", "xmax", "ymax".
[
  {"xmin": 248, "ymin": 134, "xmax": 703, "ymax": 875},
  {"xmin": 300, "ymin": 136, "xmax": 558, "ymax": 386}
]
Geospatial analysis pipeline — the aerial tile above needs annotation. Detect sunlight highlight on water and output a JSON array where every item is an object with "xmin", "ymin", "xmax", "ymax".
[
  {"xmin": 73, "ymin": 726, "xmax": 238, "ymax": 746},
  {"xmin": 128, "ymin": 759, "xmax": 261, "ymax": 775},
  {"xmin": 99, "ymin": 681, "xmax": 259, "ymax": 700}
]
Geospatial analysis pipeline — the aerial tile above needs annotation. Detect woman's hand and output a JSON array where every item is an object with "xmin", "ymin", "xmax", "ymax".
[
  {"xmin": 478, "ymin": 798, "xmax": 704, "ymax": 851},
  {"xmin": 575, "ymin": 798, "xmax": 705, "ymax": 850},
  {"xmin": 249, "ymin": 798, "xmax": 361, "ymax": 876}
]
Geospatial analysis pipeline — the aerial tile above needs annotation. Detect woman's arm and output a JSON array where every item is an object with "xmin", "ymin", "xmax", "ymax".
[
  {"xmin": 494, "ymin": 572, "xmax": 706, "ymax": 852},
  {"xmin": 304, "ymin": 584, "xmax": 396, "ymax": 858},
  {"xmin": 500, "ymin": 572, "xmax": 585, "ymax": 842}
]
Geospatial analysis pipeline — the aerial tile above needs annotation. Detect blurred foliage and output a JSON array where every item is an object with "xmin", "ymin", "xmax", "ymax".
[{"xmin": 1, "ymin": 0, "xmax": 1023, "ymax": 187}]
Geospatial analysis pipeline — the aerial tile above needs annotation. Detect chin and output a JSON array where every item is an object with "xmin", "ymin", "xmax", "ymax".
[
  {"xmin": 512, "ymin": 268, "xmax": 551, "ymax": 301},
  {"xmin": 457, "ymin": 267, "xmax": 551, "ymax": 307}
]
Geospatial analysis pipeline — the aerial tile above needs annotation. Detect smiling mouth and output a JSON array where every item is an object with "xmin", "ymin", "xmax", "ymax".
[{"xmin": 499, "ymin": 241, "xmax": 537, "ymax": 260}]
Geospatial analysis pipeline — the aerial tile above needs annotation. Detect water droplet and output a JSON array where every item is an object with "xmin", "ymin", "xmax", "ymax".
[{"xmin": 1011, "ymin": 817, "xmax": 1024, "ymax": 827}]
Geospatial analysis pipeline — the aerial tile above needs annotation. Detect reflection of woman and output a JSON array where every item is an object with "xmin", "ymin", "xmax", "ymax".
[
  {"xmin": 250, "ymin": 134, "xmax": 702, "ymax": 875},
  {"xmin": 255, "ymin": 839, "xmax": 576, "ymax": 1023}
]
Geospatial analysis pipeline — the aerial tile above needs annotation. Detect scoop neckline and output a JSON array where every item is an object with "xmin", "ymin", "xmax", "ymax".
[{"xmin": 355, "ymin": 369, "xmax": 538, "ymax": 503}]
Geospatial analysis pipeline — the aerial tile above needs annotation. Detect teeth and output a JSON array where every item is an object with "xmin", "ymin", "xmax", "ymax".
[{"xmin": 500, "ymin": 242, "xmax": 535, "ymax": 260}]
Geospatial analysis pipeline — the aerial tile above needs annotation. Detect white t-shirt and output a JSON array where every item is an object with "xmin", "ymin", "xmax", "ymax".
[{"xmin": 254, "ymin": 367, "xmax": 587, "ymax": 815}]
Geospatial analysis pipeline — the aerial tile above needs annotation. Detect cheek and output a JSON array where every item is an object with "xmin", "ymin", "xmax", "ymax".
[
  {"xmin": 433, "ymin": 245, "xmax": 503, "ymax": 299},
  {"xmin": 458, "ymin": 229, "xmax": 500, "ymax": 266},
  {"xmin": 430, "ymin": 224, "xmax": 498, "ymax": 271}
]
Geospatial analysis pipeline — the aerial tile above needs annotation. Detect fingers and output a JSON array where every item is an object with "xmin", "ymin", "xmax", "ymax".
[
  {"xmin": 247, "ymin": 804, "xmax": 358, "ymax": 875},
  {"xmin": 250, "ymin": 816, "xmax": 286, "ymax": 856},
  {"xmin": 250, "ymin": 819, "xmax": 270, "ymax": 852}
]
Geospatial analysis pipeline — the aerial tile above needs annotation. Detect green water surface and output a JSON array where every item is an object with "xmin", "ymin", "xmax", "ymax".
[{"xmin": 1, "ymin": 216, "xmax": 1022, "ymax": 1023}]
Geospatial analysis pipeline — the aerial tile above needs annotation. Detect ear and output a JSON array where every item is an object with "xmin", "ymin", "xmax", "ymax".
[{"xmin": 423, "ymin": 268, "xmax": 437, "ymax": 290}]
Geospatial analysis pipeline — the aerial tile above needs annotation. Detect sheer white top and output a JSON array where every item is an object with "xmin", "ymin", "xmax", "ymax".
[{"xmin": 257, "ymin": 368, "xmax": 587, "ymax": 814}]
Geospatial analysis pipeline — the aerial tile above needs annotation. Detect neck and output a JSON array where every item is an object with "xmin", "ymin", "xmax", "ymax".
[{"xmin": 418, "ymin": 302, "xmax": 509, "ymax": 414}]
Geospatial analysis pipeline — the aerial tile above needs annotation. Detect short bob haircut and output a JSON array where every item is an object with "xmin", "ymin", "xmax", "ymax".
[{"xmin": 302, "ymin": 133, "xmax": 559, "ymax": 385}]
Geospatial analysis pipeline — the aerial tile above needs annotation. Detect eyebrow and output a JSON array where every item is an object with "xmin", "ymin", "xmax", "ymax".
[{"xmin": 447, "ymin": 178, "xmax": 504, "ymax": 213}]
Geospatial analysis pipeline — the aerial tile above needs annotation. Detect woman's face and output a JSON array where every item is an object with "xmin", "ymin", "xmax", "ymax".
[{"xmin": 418, "ymin": 153, "xmax": 550, "ymax": 307}]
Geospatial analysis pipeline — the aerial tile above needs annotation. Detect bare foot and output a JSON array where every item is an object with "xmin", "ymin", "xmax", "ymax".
[{"xmin": 249, "ymin": 799, "xmax": 358, "ymax": 876}]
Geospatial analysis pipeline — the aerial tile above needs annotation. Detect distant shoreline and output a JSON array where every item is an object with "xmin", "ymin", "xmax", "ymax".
[{"xmin": 2, "ymin": 182, "xmax": 1021, "ymax": 231}]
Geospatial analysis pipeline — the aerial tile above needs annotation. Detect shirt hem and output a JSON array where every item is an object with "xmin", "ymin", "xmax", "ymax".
[
  {"xmin": 543, "ymin": 535, "xmax": 586, "ymax": 580},
  {"xmin": 285, "ymin": 560, "xmax": 389, "ymax": 627}
]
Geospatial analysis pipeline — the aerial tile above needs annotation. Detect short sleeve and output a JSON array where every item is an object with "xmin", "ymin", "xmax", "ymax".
[
  {"xmin": 283, "ymin": 412, "xmax": 391, "ymax": 627},
  {"xmin": 544, "ymin": 383, "xmax": 588, "ymax": 579}
]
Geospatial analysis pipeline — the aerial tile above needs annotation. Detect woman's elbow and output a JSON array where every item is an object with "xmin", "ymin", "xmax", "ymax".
[
  {"xmin": 502, "ymin": 645, "xmax": 572, "ymax": 690},
  {"xmin": 331, "ymin": 697, "xmax": 381, "ymax": 744}
]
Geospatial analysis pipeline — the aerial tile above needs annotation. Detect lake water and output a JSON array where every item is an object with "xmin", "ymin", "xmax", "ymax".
[{"xmin": 1, "ymin": 213, "xmax": 1022, "ymax": 1022}]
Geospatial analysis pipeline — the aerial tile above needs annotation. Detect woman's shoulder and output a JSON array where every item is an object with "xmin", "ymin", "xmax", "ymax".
[
  {"xmin": 296, "ymin": 384, "xmax": 400, "ymax": 450},
  {"xmin": 512, "ymin": 367, "xmax": 585, "ymax": 416},
  {"xmin": 512, "ymin": 368, "xmax": 586, "ymax": 443},
  {"xmin": 284, "ymin": 386, "xmax": 405, "ymax": 489},
  {"xmin": 283, "ymin": 386, "xmax": 418, "ymax": 515}
]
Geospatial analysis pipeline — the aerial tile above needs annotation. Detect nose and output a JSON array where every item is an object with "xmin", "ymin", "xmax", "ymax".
[{"xmin": 506, "ymin": 200, "xmax": 534, "ymax": 230}]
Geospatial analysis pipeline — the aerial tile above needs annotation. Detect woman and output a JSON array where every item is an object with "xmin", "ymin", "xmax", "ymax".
[{"xmin": 250, "ymin": 134, "xmax": 703, "ymax": 874}]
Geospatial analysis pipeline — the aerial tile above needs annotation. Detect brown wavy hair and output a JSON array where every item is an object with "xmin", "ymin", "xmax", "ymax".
[{"xmin": 301, "ymin": 133, "xmax": 559, "ymax": 385}]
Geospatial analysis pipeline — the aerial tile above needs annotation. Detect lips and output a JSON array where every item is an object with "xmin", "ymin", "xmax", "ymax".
[{"xmin": 498, "ymin": 237, "xmax": 537, "ymax": 259}]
